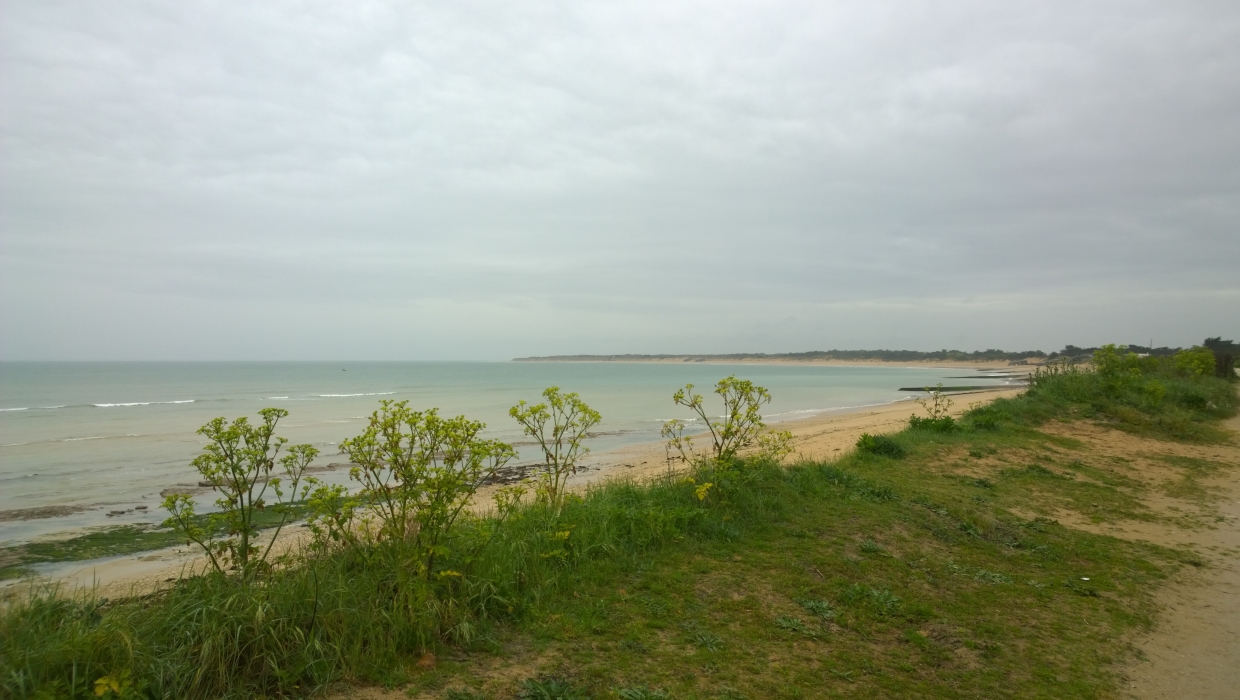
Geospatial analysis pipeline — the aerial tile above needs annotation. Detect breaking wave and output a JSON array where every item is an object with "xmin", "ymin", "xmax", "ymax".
[{"xmin": 92, "ymin": 400, "xmax": 196, "ymax": 408}]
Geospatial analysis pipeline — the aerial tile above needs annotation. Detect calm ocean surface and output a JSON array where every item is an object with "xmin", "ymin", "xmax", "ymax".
[{"xmin": 0, "ymin": 361, "xmax": 1009, "ymax": 543}]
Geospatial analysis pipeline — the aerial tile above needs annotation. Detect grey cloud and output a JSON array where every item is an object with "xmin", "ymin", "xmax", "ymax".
[{"xmin": 2, "ymin": 0, "xmax": 1237, "ymax": 359}]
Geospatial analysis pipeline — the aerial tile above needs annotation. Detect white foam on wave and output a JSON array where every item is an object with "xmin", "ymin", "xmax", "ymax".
[
  {"xmin": 60, "ymin": 434, "xmax": 141, "ymax": 442},
  {"xmin": 1, "ymin": 407, "xmax": 29, "ymax": 412},
  {"xmin": 93, "ymin": 400, "xmax": 195, "ymax": 407},
  {"xmin": 317, "ymin": 392, "xmax": 395, "ymax": 398},
  {"xmin": 764, "ymin": 398, "xmax": 916, "ymax": 422}
]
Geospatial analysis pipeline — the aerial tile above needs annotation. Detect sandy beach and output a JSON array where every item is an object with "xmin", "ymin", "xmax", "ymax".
[
  {"xmin": 2, "ymin": 386, "xmax": 1023, "ymax": 600},
  {"xmin": 580, "ymin": 387, "xmax": 1024, "ymax": 484}
]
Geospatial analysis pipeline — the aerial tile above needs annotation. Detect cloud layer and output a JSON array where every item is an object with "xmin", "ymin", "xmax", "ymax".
[{"xmin": 3, "ymin": 0, "xmax": 1237, "ymax": 359}]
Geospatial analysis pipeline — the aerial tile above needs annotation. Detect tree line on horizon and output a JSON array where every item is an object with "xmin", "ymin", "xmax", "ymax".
[{"xmin": 514, "ymin": 338, "xmax": 1237, "ymax": 370}]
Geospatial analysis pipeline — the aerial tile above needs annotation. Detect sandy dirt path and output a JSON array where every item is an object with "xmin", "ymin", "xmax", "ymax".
[{"xmin": 1122, "ymin": 414, "xmax": 1240, "ymax": 699}]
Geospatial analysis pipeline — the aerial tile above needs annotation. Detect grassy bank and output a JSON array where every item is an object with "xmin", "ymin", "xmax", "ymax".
[{"xmin": 2, "ymin": 358, "xmax": 1234, "ymax": 699}]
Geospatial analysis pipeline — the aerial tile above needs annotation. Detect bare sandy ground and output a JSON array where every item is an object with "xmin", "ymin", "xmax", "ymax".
[
  {"xmin": 1116, "ymin": 414, "xmax": 1240, "ymax": 699},
  {"xmin": 956, "ymin": 415, "xmax": 1239, "ymax": 699}
]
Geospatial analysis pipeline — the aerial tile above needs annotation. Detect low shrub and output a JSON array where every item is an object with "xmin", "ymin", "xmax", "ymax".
[
  {"xmin": 908, "ymin": 415, "xmax": 957, "ymax": 432},
  {"xmin": 967, "ymin": 348, "xmax": 1237, "ymax": 442},
  {"xmin": 856, "ymin": 433, "xmax": 906, "ymax": 459},
  {"xmin": 909, "ymin": 384, "xmax": 958, "ymax": 433}
]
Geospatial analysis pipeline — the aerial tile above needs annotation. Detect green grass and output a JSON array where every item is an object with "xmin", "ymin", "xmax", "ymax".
[
  {"xmin": 468, "ymin": 438, "xmax": 1181, "ymax": 699},
  {"xmin": 1, "ymin": 368, "xmax": 1234, "ymax": 699},
  {"xmin": 964, "ymin": 365, "xmax": 1236, "ymax": 443}
]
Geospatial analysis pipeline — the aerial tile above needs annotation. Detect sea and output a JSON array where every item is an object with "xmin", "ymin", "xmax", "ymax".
[{"xmin": 0, "ymin": 361, "xmax": 1014, "ymax": 544}]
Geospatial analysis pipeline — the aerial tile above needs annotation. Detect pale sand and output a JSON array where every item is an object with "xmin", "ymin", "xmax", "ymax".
[
  {"xmin": 576, "ymin": 387, "xmax": 1024, "ymax": 486},
  {"xmin": 1117, "ymin": 413, "xmax": 1240, "ymax": 699},
  {"xmin": 1, "ymin": 387, "xmax": 1021, "ymax": 600}
]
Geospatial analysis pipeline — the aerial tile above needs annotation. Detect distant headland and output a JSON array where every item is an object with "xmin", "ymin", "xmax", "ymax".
[{"xmin": 512, "ymin": 349, "xmax": 1048, "ymax": 364}]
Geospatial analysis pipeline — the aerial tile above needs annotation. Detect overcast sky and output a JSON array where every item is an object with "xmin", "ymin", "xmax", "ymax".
[{"xmin": 2, "ymin": 1, "xmax": 1237, "ymax": 360}]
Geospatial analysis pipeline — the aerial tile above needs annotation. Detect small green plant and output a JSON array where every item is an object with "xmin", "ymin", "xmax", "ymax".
[
  {"xmin": 1024, "ymin": 463, "xmax": 1056, "ymax": 477},
  {"xmin": 161, "ymin": 407, "xmax": 318, "ymax": 575},
  {"xmin": 909, "ymin": 384, "xmax": 957, "ymax": 432},
  {"xmin": 93, "ymin": 670, "xmax": 144, "ymax": 699},
  {"xmin": 511, "ymin": 387, "xmax": 602, "ymax": 514},
  {"xmin": 691, "ymin": 630, "xmax": 723, "ymax": 651},
  {"xmin": 855, "ymin": 433, "xmax": 905, "ymax": 458},
  {"xmin": 619, "ymin": 638, "xmax": 649, "ymax": 653},
  {"xmin": 840, "ymin": 584, "xmax": 902, "ymax": 616},
  {"xmin": 774, "ymin": 616, "xmax": 813, "ymax": 635},
  {"xmin": 947, "ymin": 562, "xmax": 1012, "ymax": 584},
  {"xmin": 518, "ymin": 676, "xmax": 589, "ymax": 700},
  {"xmin": 754, "ymin": 428, "xmax": 795, "ymax": 464},
  {"xmin": 859, "ymin": 539, "xmax": 886, "ymax": 555},
  {"xmin": 445, "ymin": 689, "xmax": 488, "ymax": 700},
  {"xmin": 797, "ymin": 599, "xmax": 836, "ymax": 620},
  {"xmin": 662, "ymin": 376, "xmax": 772, "ymax": 466}
]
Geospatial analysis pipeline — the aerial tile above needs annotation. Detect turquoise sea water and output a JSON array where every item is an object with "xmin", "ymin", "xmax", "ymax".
[{"xmin": 0, "ymin": 361, "xmax": 1012, "ymax": 542}]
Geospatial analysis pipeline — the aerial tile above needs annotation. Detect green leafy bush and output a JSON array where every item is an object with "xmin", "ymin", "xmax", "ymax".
[
  {"xmin": 971, "ymin": 348, "xmax": 1236, "ymax": 442},
  {"xmin": 908, "ymin": 415, "xmax": 957, "ymax": 432},
  {"xmin": 1174, "ymin": 346, "xmax": 1216, "ymax": 377},
  {"xmin": 333, "ymin": 401, "xmax": 516, "ymax": 579},
  {"xmin": 662, "ymin": 375, "xmax": 772, "ymax": 465},
  {"xmin": 511, "ymin": 387, "xmax": 601, "ymax": 514},
  {"xmin": 161, "ymin": 408, "xmax": 318, "ymax": 575},
  {"xmin": 856, "ymin": 433, "xmax": 906, "ymax": 459}
]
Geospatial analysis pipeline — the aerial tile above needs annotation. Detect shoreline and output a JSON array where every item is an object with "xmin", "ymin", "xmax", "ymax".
[
  {"xmin": 514, "ymin": 357, "xmax": 1039, "ymax": 370},
  {"xmin": 1, "ymin": 387, "xmax": 1023, "ymax": 599}
]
